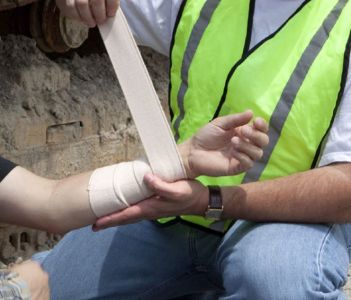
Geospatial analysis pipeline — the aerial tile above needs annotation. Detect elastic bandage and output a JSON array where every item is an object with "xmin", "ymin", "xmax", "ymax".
[{"xmin": 88, "ymin": 158, "xmax": 153, "ymax": 217}]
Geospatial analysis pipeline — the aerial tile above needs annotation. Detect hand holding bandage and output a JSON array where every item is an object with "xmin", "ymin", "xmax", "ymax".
[{"xmin": 88, "ymin": 111, "xmax": 269, "ymax": 218}]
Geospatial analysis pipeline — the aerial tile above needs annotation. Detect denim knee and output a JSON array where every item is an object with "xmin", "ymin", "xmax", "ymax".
[{"xmin": 215, "ymin": 222, "xmax": 350, "ymax": 300}]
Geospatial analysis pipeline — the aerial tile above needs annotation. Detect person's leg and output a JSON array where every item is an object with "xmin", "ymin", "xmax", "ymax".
[
  {"xmin": 42, "ymin": 221, "xmax": 222, "ymax": 300},
  {"xmin": 216, "ymin": 221, "xmax": 351, "ymax": 300},
  {"xmin": 170, "ymin": 291, "xmax": 219, "ymax": 300},
  {"xmin": 31, "ymin": 250, "xmax": 50, "ymax": 263}
]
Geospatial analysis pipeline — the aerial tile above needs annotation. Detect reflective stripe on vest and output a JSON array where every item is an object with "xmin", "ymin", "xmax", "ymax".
[
  {"xmin": 170, "ymin": 0, "xmax": 253, "ymax": 142},
  {"xmin": 162, "ymin": 0, "xmax": 351, "ymax": 231}
]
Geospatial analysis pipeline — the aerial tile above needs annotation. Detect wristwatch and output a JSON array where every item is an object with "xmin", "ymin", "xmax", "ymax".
[{"xmin": 205, "ymin": 185, "xmax": 223, "ymax": 221}]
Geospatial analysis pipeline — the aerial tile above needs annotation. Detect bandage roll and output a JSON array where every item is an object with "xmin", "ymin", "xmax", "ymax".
[
  {"xmin": 88, "ymin": 158, "xmax": 154, "ymax": 217},
  {"xmin": 90, "ymin": 10, "xmax": 187, "ymax": 218},
  {"xmin": 99, "ymin": 10, "xmax": 186, "ymax": 183}
]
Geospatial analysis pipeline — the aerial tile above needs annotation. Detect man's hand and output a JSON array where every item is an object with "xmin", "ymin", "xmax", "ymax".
[
  {"xmin": 93, "ymin": 173, "xmax": 207, "ymax": 229},
  {"xmin": 11, "ymin": 261, "xmax": 50, "ymax": 300},
  {"xmin": 93, "ymin": 110, "xmax": 269, "ymax": 230},
  {"xmin": 180, "ymin": 110, "xmax": 269, "ymax": 178},
  {"xmin": 56, "ymin": 0, "xmax": 119, "ymax": 27}
]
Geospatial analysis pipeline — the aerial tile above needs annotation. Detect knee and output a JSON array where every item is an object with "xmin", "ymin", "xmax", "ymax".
[
  {"xmin": 217, "ymin": 223, "xmax": 349, "ymax": 299},
  {"xmin": 220, "ymin": 247, "xmax": 317, "ymax": 299}
]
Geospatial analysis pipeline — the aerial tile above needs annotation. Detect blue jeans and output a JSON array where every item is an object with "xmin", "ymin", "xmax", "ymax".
[{"xmin": 39, "ymin": 221, "xmax": 351, "ymax": 299}]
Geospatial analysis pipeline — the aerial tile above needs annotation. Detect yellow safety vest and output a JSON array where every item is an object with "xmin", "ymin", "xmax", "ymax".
[{"xmin": 160, "ymin": 0, "xmax": 351, "ymax": 232}]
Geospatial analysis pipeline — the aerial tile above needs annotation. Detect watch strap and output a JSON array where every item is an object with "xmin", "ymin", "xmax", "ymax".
[
  {"xmin": 205, "ymin": 185, "xmax": 223, "ymax": 220},
  {"xmin": 208, "ymin": 185, "xmax": 222, "ymax": 209}
]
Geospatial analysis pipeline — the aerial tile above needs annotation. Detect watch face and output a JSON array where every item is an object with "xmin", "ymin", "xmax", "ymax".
[{"xmin": 205, "ymin": 208, "xmax": 223, "ymax": 220}]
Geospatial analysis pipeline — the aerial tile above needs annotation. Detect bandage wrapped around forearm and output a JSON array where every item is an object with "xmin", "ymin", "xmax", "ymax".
[{"xmin": 88, "ymin": 158, "xmax": 155, "ymax": 217}]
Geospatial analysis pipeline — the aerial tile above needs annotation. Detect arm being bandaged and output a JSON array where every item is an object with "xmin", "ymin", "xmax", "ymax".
[{"xmin": 88, "ymin": 158, "xmax": 154, "ymax": 217}]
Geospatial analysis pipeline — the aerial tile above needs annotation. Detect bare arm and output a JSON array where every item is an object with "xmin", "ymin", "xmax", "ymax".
[
  {"xmin": 222, "ymin": 163, "xmax": 351, "ymax": 223},
  {"xmin": 0, "ymin": 167, "xmax": 95, "ymax": 233}
]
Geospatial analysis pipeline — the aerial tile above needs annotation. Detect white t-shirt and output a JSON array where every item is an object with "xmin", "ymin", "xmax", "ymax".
[{"xmin": 120, "ymin": 0, "xmax": 351, "ymax": 167}]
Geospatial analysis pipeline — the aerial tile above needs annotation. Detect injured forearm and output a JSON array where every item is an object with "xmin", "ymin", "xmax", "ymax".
[
  {"xmin": 0, "ymin": 166, "xmax": 96, "ymax": 233},
  {"xmin": 0, "ymin": 156, "xmax": 179, "ymax": 233}
]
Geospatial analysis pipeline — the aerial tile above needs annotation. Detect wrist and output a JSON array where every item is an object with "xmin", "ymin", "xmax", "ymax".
[
  {"xmin": 194, "ymin": 183, "xmax": 209, "ymax": 216},
  {"xmin": 220, "ymin": 185, "xmax": 246, "ymax": 220},
  {"xmin": 204, "ymin": 185, "xmax": 224, "ymax": 220},
  {"xmin": 178, "ymin": 139, "xmax": 197, "ymax": 179}
]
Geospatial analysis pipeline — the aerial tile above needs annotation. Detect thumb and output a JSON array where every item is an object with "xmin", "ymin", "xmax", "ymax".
[
  {"xmin": 212, "ymin": 110, "xmax": 253, "ymax": 130},
  {"xmin": 144, "ymin": 173, "xmax": 178, "ymax": 198}
]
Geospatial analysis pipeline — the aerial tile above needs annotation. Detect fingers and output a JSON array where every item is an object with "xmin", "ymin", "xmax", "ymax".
[
  {"xmin": 56, "ymin": 0, "xmax": 80, "ymax": 20},
  {"xmin": 144, "ymin": 174, "xmax": 185, "ymax": 199},
  {"xmin": 212, "ymin": 110, "xmax": 253, "ymax": 131},
  {"xmin": 231, "ymin": 149, "xmax": 254, "ymax": 170},
  {"xmin": 241, "ymin": 120, "xmax": 269, "ymax": 148},
  {"xmin": 230, "ymin": 116, "xmax": 269, "ymax": 172},
  {"xmin": 89, "ymin": 0, "xmax": 106, "ymax": 25},
  {"xmin": 76, "ymin": 0, "xmax": 96, "ymax": 27},
  {"xmin": 93, "ymin": 213, "xmax": 118, "ymax": 229},
  {"xmin": 232, "ymin": 136, "xmax": 263, "ymax": 161},
  {"xmin": 55, "ymin": 0, "xmax": 119, "ymax": 27},
  {"xmin": 253, "ymin": 117, "xmax": 269, "ymax": 133},
  {"xmin": 106, "ymin": 0, "xmax": 119, "ymax": 17},
  {"xmin": 93, "ymin": 203, "xmax": 152, "ymax": 229}
]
